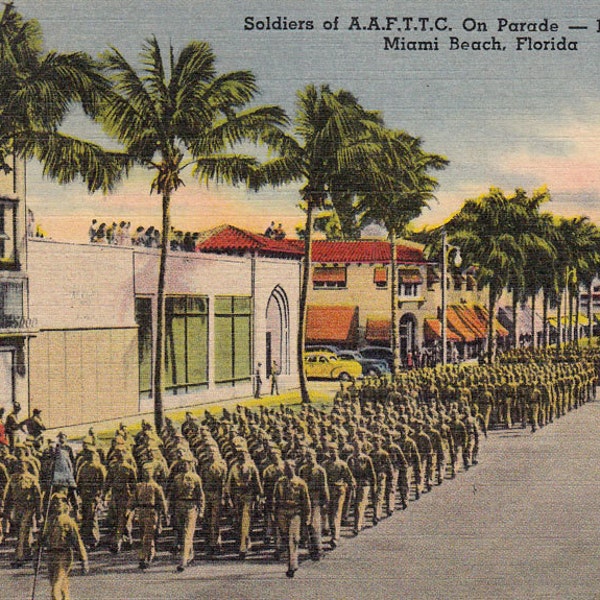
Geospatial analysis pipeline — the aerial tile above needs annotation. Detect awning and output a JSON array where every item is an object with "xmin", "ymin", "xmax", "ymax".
[
  {"xmin": 373, "ymin": 267, "xmax": 388, "ymax": 284},
  {"xmin": 312, "ymin": 266, "xmax": 346, "ymax": 284},
  {"xmin": 398, "ymin": 268, "xmax": 423, "ymax": 285},
  {"xmin": 547, "ymin": 314, "xmax": 590, "ymax": 327},
  {"xmin": 365, "ymin": 318, "xmax": 391, "ymax": 344},
  {"xmin": 306, "ymin": 305, "xmax": 358, "ymax": 345},
  {"xmin": 424, "ymin": 318, "xmax": 461, "ymax": 342},
  {"xmin": 446, "ymin": 308, "xmax": 477, "ymax": 342},
  {"xmin": 471, "ymin": 304, "xmax": 509, "ymax": 337}
]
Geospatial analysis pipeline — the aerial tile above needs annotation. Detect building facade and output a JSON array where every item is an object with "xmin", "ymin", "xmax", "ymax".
[{"xmin": 4, "ymin": 213, "xmax": 301, "ymax": 428}]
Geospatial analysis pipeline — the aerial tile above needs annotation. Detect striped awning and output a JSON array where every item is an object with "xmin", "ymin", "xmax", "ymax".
[{"xmin": 424, "ymin": 319, "xmax": 461, "ymax": 342}]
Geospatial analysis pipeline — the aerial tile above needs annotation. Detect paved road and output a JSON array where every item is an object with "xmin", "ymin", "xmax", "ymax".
[{"xmin": 6, "ymin": 399, "xmax": 600, "ymax": 600}]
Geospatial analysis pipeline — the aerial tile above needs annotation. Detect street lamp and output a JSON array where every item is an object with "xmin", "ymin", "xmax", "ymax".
[{"xmin": 441, "ymin": 229, "xmax": 462, "ymax": 365}]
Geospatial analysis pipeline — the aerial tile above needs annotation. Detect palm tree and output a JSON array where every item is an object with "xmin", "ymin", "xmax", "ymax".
[
  {"xmin": 254, "ymin": 84, "xmax": 388, "ymax": 403},
  {"xmin": 358, "ymin": 131, "xmax": 448, "ymax": 375},
  {"xmin": 446, "ymin": 188, "xmax": 524, "ymax": 362},
  {"xmin": 98, "ymin": 38, "xmax": 287, "ymax": 431},
  {"xmin": 0, "ymin": 3, "xmax": 128, "ymax": 193},
  {"xmin": 555, "ymin": 216, "xmax": 600, "ymax": 349},
  {"xmin": 506, "ymin": 187, "xmax": 553, "ymax": 349}
]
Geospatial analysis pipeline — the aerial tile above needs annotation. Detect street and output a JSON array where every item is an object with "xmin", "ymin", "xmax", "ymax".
[{"xmin": 4, "ymin": 398, "xmax": 600, "ymax": 600}]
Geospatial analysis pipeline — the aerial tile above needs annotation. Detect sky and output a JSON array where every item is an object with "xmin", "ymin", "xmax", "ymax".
[{"xmin": 12, "ymin": 0, "xmax": 600, "ymax": 242}]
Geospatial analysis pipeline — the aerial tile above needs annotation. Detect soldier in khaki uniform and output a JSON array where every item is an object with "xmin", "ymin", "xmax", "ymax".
[
  {"xmin": 103, "ymin": 448, "xmax": 137, "ymax": 553},
  {"xmin": 370, "ymin": 435, "xmax": 393, "ymax": 524},
  {"xmin": 2, "ymin": 459, "xmax": 42, "ymax": 566},
  {"xmin": 348, "ymin": 440, "xmax": 376, "ymax": 536},
  {"xmin": 75, "ymin": 444, "xmax": 106, "ymax": 550},
  {"xmin": 170, "ymin": 455, "xmax": 204, "ymax": 571},
  {"xmin": 298, "ymin": 448, "xmax": 329, "ymax": 560},
  {"xmin": 274, "ymin": 460, "xmax": 311, "ymax": 578},
  {"xmin": 44, "ymin": 492, "xmax": 88, "ymax": 600},
  {"xmin": 261, "ymin": 447, "xmax": 285, "ymax": 552},
  {"xmin": 224, "ymin": 443, "xmax": 263, "ymax": 559},
  {"xmin": 199, "ymin": 445, "xmax": 227, "ymax": 556},
  {"xmin": 133, "ymin": 463, "xmax": 168, "ymax": 569},
  {"xmin": 323, "ymin": 442, "xmax": 355, "ymax": 549}
]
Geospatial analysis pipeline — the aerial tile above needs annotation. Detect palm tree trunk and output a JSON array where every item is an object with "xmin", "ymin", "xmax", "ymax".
[
  {"xmin": 531, "ymin": 292, "xmax": 536, "ymax": 349},
  {"xmin": 487, "ymin": 285, "xmax": 496, "ymax": 363},
  {"xmin": 153, "ymin": 192, "xmax": 171, "ymax": 433},
  {"xmin": 512, "ymin": 288, "xmax": 518, "ymax": 349},
  {"xmin": 575, "ymin": 287, "xmax": 580, "ymax": 348},
  {"xmin": 568, "ymin": 287, "xmax": 574, "ymax": 345},
  {"xmin": 390, "ymin": 228, "xmax": 400, "ymax": 379},
  {"xmin": 542, "ymin": 290, "xmax": 548, "ymax": 347},
  {"xmin": 297, "ymin": 202, "xmax": 313, "ymax": 404},
  {"xmin": 556, "ymin": 295, "xmax": 562, "ymax": 355},
  {"xmin": 588, "ymin": 281, "xmax": 594, "ymax": 344}
]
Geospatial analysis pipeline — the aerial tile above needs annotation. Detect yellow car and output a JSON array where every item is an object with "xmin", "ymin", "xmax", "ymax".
[{"xmin": 303, "ymin": 351, "xmax": 363, "ymax": 381}]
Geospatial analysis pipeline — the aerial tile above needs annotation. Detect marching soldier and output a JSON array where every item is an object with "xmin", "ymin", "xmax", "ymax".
[
  {"xmin": 370, "ymin": 435, "xmax": 393, "ymax": 524},
  {"xmin": 133, "ymin": 463, "xmax": 168, "ymax": 570},
  {"xmin": 2, "ymin": 459, "xmax": 42, "ymax": 566},
  {"xmin": 44, "ymin": 492, "xmax": 88, "ymax": 600},
  {"xmin": 298, "ymin": 448, "xmax": 329, "ymax": 560},
  {"xmin": 199, "ymin": 445, "xmax": 227, "ymax": 556},
  {"xmin": 103, "ymin": 447, "xmax": 137, "ymax": 553},
  {"xmin": 348, "ymin": 439, "xmax": 376, "ymax": 536},
  {"xmin": 323, "ymin": 442, "xmax": 355, "ymax": 549},
  {"xmin": 170, "ymin": 455, "xmax": 204, "ymax": 571},
  {"xmin": 224, "ymin": 441, "xmax": 263, "ymax": 560},
  {"xmin": 75, "ymin": 443, "xmax": 106, "ymax": 550},
  {"xmin": 273, "ymin": 460, "xmax": 311, "ymax": 578}
]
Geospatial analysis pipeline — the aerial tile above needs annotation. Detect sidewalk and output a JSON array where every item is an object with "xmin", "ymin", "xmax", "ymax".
[{"xmin": 46, "ymin": 383, "xmax": 333, "ymax": 443}]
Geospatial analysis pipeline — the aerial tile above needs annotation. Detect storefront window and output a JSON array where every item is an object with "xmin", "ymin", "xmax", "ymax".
[{"xmin": 214, "ymin": 295, "xmax": 252, "ymax": 385}]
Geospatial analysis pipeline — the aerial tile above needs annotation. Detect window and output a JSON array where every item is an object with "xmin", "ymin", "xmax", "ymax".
[
  {"xmin": 135, "ymin": 298, "xmax": 153, "ymax": 396},
  {"xmin": 373, "ymin": 267, "xmax": 388, "ymax": 289},
  {"xmin": 398, "ymin": 268, "xmax": 422, "ymax": 298},
  {"xmin": 401, "ymin": 283, "xmax": 419, "ymax": 297},
  {"xmin": 313, "ymin": 266, "xmax": 347, "ymax": 289},
  {"xmin": 214, "ymin": 296, "xmax": 252, "ymax": 385},
  {"xmin": 164, "ymin": 295, "xmax": 209, "ymax": 394},
  {"xmin": 0, "ymin": 201, "xmax": 16, "ymax": 268}
]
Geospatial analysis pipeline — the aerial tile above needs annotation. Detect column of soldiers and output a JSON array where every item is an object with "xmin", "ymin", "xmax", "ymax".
[{"xmin": 0, "ymin": 347, "xmax": 598, "ymax": 585}]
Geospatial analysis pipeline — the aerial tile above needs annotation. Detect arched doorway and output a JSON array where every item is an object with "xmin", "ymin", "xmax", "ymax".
[
  {"xmin": 399, "ymin": 313, "xmax": 417, "ymax": 365},
  {"xmin": 265, "ymin": 286, "xmax": 290, "ymax": 377}
]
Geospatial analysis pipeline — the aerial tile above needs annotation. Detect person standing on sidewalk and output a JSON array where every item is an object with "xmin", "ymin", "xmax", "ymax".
[{"xmin": 270, "ymin": 361, "xmax": 280, "ymax": 396}]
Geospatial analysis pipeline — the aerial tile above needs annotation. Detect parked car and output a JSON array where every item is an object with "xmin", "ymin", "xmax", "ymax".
[
  {"xmin": 336, "ymin": 350, "xmax": 390, "ymax": 377},
  {"xmin": 303, "ymin": 351, "xmax": 363, "ymax": 381},
  {"xmin": 359, "ymin": 346, "xmax": 395, "ymax": 371},
  {"xmin": 305, "ymin": 344, "xmax": 341, "ymax": 355}
]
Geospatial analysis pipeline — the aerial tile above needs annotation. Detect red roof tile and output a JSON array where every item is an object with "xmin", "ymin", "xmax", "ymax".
[
  {"xmin": 195, "ymin": 225, "xmax": 425, "ymax": 264},
  {"xmin": 311, "ymin": 240, "xmax": 424, "ymax": 264},
  {"xmin": 196, "ymin": 225, "xmax": 303, "ymax": 257}
]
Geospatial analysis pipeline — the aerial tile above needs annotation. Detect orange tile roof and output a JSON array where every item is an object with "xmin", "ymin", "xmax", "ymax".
[
  {"xmin": 196, "ymin": 224, "xmax": 304, "ymax": 257},
  {"xmin": 311, "ymin": 240, "xmax": 425, "ymax": 264},
  {"xmin": 306, "ymin": 305, "xmax": 358, "ymax": 345}
]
